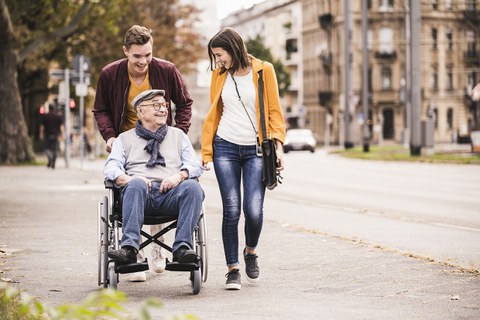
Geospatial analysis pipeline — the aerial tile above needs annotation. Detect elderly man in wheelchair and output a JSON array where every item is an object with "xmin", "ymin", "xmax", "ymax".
[{"xmin": 102, "ymin": 89, "xmax": 204, "ymax": 290}]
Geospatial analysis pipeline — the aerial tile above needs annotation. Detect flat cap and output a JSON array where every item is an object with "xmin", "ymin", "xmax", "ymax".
[{"xmin": 131, "ymin": 89, "xmax": 165, "ymax": 110}]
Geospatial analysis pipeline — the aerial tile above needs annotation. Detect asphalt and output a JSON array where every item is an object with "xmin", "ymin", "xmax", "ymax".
[{"xmin": 0, "ymin": 157, "xmax": 479, "ymax": 319}]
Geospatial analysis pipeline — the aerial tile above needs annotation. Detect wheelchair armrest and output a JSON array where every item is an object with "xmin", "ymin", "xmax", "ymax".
[{"xmin": 104, "ymin": 179, "xmax": 115, "ymax": 189}]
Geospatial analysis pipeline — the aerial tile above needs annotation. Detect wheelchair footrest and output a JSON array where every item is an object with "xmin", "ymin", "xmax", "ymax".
[
  {"xmin": 115, "ymin": 259, "xmax": 149, "ymax": 274},
  {"xmin": 165, "ymin": 259, "xmax": 199, "ymax": 272}
]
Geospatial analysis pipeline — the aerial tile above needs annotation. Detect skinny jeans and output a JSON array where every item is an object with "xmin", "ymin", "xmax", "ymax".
[{"xmin": 213, "ymin": 135, "xmax": 265, "ymax": 267}]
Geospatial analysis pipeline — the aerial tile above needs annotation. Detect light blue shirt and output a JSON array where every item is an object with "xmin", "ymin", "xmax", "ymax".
[{"xmin": 104, "ymin": 130, "xmax": 203, "ymax": 182}]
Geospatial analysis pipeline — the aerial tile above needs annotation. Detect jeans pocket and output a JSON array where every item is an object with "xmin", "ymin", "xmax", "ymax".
[{"xmin": 214, "ymin": 135, "xmax": 224, "ymax": 143}]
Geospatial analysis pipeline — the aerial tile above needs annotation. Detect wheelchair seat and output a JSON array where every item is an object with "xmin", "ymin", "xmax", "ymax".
[{"xmin": 97, "ymin": 179, "xmax": 208, "ymax": 294}]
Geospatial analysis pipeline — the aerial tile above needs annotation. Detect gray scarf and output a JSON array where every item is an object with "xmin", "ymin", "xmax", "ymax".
[{"xmin": 135, "ymin": 121, "xmax": 168, "ymax": 168}]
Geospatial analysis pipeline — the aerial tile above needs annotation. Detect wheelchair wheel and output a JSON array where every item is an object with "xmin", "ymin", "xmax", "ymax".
[
  {"xmin": 97, "ymin": 200, "xmax": 102, "ymax": 286},
  {"xmin": 196, "ymin": 206, "xmax": 208, "ymax": 283},
  {"xmin": 98, "ymin": 196, "xmax": 110, "ymax": 288},
  {"xmin": 191, "ymin": 269, "xmax": 201, "ymax": 294},
  {"xmin": 108, "ymin": 264, "xmax": 118, "ymax": 289}
]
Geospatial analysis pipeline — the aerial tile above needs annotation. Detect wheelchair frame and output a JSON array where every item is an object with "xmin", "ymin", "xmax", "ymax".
[{"xmin": 97, "ymin": 180, "xmax": 208, "ymax": 294}]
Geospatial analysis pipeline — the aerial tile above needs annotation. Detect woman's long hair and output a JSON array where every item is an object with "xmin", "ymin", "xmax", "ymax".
[{"xmin": 207, "ymin": 27, "xmax": 249, "ymax": 75}]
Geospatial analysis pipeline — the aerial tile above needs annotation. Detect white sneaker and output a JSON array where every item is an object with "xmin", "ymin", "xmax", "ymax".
[
  {"xmin": 128, "ymin": 271, "xmax": 146, "ymax": 282},
  {"xmin": 150, "ymin": 246, "xmax": 166, "ymax": 273}
]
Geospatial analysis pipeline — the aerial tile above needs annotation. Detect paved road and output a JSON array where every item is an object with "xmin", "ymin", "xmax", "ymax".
[
  {"xmin": 263, "ymin": 151, "xmax": 480, "ymax": 273},
  {"xmin": 0, "ymin": 156, "xmax": 479, "ymax": 319}
]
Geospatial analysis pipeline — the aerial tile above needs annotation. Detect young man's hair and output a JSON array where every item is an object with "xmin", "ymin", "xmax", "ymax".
[
  {"xmin": 208, "ymin": 27, "xmax": 249, "ymax": 75},
  {"xmin": 124, "ymin": 25, "xmax": 153, "ymax": 49}
]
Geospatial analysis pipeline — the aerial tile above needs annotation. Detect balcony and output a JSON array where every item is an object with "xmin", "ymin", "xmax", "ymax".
[
  {"xmin": 464, "ymin": 8, "xmax": 479, "ymax": 22},
  {"xmin": 318, "ymin": 91, "xmax": 333, "ymax": 105},
  {"xmin": 464, "ymin": 51, "xmax": 480, "ymax": 66},
  {"xmin": 318, "ymin": 13, "xmax": 333, "ymax": 29},
  {"xmin": 375, "ymin": 51, "xmax": 397, "ymax": 60}
]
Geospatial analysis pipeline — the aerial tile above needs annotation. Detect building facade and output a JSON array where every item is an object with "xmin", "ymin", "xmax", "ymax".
[
  {"xmin": 221, "ymin": 0, "xmax": 304, "ymax": 129},
  {"xmin": 304, "ymin": 0, "xmax": 480, "ymax": 145},
  {"xmin": 218, "ymin": 0, "xmax": 479, "ymax": 146}
]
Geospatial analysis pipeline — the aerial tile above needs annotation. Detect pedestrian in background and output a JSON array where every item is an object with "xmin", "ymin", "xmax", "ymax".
[
  {"xmin": 93, "ymin": 25, "xmax": 194, "ymax": 282},
  {"xmin": 201, "ymin": 27, "xmax": 286, "ymax": 290},
  {"xmin": 40, "ymin": 103, "xmax": 64, "ymax": 169}
]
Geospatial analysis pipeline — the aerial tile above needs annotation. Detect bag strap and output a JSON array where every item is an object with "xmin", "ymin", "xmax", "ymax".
[
  {"xmin": 230, "ymin": 73, "xmax": 258, "ymax": 136},
  {"xmin": 257, "ymin": 69, "xmax": 267, "ymax": 141}
]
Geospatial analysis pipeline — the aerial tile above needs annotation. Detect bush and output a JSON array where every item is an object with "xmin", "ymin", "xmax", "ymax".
[{"xmin": 0, "ymin": 283, "xmax": 192, "ymax": 320}]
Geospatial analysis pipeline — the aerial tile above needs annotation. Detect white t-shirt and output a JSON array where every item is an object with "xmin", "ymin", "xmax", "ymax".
[{"xmin": 217, "ymin": 70, "xmax": 257, "ymax": 145}]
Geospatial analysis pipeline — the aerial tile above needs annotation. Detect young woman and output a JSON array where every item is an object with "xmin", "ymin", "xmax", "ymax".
[{"xmin": 201, "ymin": 27, "xmax": 286, "ymax": 290}]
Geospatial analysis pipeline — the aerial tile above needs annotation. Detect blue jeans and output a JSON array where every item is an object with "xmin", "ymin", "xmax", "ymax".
[
  {"xmin": 213, "ymin": 135, "xmax": 265, "ymax": 267},
  {"xmin": 120, "ymin": 178, "xmax": 204, "ymax": 253}
]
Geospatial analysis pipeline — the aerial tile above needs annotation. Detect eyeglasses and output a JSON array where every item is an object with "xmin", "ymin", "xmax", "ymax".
[{"xmin": 139, "ymin": 102, "xmax": 168, "ymax": 111}]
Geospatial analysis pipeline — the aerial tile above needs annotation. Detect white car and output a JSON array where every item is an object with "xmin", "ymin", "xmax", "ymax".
[{"xmin": 283, "ymin": 129, "xmax": 316, "ymax": 153}]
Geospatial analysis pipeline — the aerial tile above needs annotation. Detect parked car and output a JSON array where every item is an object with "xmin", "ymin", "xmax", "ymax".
[{"xmin": 283, "ymin": 129, "xmax": 316, "ymax": 153}]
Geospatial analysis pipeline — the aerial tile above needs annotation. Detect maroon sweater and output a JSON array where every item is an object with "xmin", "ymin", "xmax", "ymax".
[{"xmin": 93, "ymin": 58, "xmax": 193, "ymax": 142}]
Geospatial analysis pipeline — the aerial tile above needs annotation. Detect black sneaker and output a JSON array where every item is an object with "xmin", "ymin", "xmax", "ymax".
[
  {"xmin": 173, "ymin": 246, "xmax": 198, "ymax": 263},
  {"xmin": 244, "ymin": 249, "xmax": 259, "ymax": 282},
  {"xmin": 108, "ymin": 246, "xmax": 137, "ymax": 264},
  {"xmin": 225, "ymin": 269, "xmax": 241, "ymax": 290}
]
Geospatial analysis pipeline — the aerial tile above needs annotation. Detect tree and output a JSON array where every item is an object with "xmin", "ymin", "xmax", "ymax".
[
  {"xmin": 0, "ymin": 0, "xmax": 90, "ymax": 164},
  {"xmin": 0, "ymin": 0, "xmax": 203, "ymax": 164},
  {"xmin": 245, "ymin": 35, "xmax": 290, "ymax": 97}
]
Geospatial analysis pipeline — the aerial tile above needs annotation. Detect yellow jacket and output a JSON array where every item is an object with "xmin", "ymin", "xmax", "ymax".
[{"xmin": 201, "ymin": 57, "xmax": 286, "ymax": 163}]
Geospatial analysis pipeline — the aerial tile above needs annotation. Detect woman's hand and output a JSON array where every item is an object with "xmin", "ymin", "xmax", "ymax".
[
  {"xmin": 202, "ymin": 161, "xmax": 211, "ymax": 171},
  {"xmin": 275, "ymin": 140, "xmax": 285, "ymax": 172}
]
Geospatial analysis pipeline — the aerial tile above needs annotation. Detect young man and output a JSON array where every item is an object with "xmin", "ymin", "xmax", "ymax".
[
  {"xmin": 94, "ymin": 25, "xmax": 194, "ymax": 281},
  {"xmin": 105, "ymin": 89, "xmax": 203, "ymax": 269}
]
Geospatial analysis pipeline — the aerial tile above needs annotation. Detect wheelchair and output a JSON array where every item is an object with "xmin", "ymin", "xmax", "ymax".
[{"xmin": 97, "ymin": 180, "xmax": 208, "ymax": 294}]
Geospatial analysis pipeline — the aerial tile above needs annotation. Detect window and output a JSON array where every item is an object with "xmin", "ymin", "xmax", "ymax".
[
  {"xmin": 381, "ymin": 67, "xmax": 392, "ymax": 90},
  {"xmin": 432, "ymin": 28, "xmax": 437, "ymax": 50},
  {"xmin": 431, "ymin": 0, "xmax": 438, "ymax": 9},
  {"xmin": 446, "ymin": 30, "xmax": 453, "ymax": 50},
  {"xmin": 466, "ymin": 0, "xmax": 476, "ymax": 11},
  {"xmin": 447, "ymin": 108, "xmax": 453, "ymax": 129},
  {"xmin": 379, "ymin": 28, "xmax": 394, "ymax": 53},
  {"xmin": 468, "ymin": 71, "xmax": 477, "ymax": 92},
  {"xmin": 433, "ymin": 108, "xmax": 438, "ymax": 128},
  {"xmin": 368, "ymin": 68, "xmax": 372, "ymax": 91},
  {"xmin": 286, "ymin": 38, "xmax": 298, "ymax": 60},
  {"xmin": 431, "ymin": 68, "xmax": 438, "ymax": 90},
  {"xmin": 466, "ymin": 30, "xmax": 476, "ymax": 54},
  {"xmin": 379, "ymin": 0, "xmax": 394, "ymax": 11},
  {"xmin": 447, "ymin": 68, "xmax": 454, "ymax": 91}
]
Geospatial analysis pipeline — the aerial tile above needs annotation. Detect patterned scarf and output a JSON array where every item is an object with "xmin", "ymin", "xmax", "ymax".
[{"xmin": 135, "ymin": 121, "xmax": 168, "ymax": 168}]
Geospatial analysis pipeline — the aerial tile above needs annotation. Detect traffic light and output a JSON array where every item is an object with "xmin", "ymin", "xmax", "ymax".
[
  {"xmin": 39, "ymin": 104, "xmax": 46, "ymax": 114},
  {"xmin": 69, "ymin": 99, "xmax": 76, "ymax": 109}
]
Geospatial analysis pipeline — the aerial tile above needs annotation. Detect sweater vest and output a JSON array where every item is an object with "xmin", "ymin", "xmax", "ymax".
[{"xmin": 119, "ymin": 127, "xmax": 183, "ymax": 182}]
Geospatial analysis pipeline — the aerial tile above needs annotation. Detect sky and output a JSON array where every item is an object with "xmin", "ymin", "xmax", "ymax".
[{"xmin": 216, "ymin": 0, "xmax": 265, "ymax": 20}]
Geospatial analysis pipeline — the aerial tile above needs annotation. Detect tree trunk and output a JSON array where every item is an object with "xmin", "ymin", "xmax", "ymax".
[{"xmin": 0, "ymin": 0, "xmax": 35, "ymax": 164}]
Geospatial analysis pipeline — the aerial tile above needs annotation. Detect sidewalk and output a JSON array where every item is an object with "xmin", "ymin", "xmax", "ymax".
[{"xmin": 0, "ymin": 162, "xmax": 479, "ymax": 319}]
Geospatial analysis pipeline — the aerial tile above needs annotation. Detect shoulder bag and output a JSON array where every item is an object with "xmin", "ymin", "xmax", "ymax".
[{"xmin": 257, "ymin": 70, "xmax": 282, "ymax": 190}]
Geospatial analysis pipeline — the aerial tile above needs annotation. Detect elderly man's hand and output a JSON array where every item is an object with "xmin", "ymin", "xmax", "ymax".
[{"xmin": 159, "ymin": 173, "xmax": 182, "ymax": 193}]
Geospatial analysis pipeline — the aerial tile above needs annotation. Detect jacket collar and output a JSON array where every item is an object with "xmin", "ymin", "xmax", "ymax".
[{"xmin": 250, "ymin": 56, "xmax": 264, "ymax": 74}]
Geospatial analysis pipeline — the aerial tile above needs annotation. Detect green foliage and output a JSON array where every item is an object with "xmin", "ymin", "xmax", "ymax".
[
  {"xmin": 2, "ymin": 0, "xmax": 204, "ymax": 155},
  {"xmin": 0, "ymin": 284, "xmax": 171, "ymax": 320},
  {"xmin": 245, "ymin": 35, "xmax": 291, "ymax": 97}
]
